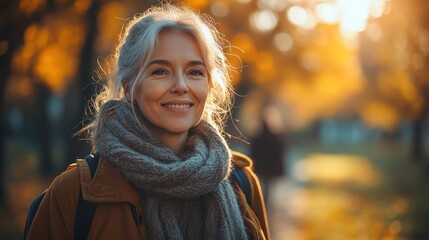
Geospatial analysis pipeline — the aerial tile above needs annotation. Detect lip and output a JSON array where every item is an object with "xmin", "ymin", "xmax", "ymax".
[{"xmin": 161, "ymin": 100, "xmax": 194, "ymax": 110}]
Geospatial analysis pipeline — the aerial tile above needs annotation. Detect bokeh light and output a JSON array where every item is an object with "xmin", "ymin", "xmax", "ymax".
[
  {"xmin": 273, "ymin": 32, "xmax": 294, "ymax": 52},
  {"xmin": 210, "ymin": 1, "xmax": 229, "ymax": 18},
  {"xmin": 287, "ymin": 5, "xmax": 316, "ymax": 30},
  {"xmin": 315, "ymin": 2, "xmax": 339, "ymax": 24},
  {"xmin": 249, "ymin": 9, "xmax": 278, "ymax": 33}
]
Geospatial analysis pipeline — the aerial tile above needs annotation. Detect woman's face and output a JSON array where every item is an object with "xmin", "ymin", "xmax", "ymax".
[{"xmin": 133, "ymin": 29, "xmax": 209, "ymax": 139}]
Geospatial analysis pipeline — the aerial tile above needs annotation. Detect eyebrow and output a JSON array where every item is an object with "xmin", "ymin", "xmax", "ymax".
[{"xmin": 148, "ymin": 59, "xmax": 206, "ymax": 68}]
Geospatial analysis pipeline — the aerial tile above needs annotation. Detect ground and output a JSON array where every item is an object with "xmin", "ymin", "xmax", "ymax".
[{"xmin": 1, "ymin": 138, "xmax": 429, "ymax": 240}]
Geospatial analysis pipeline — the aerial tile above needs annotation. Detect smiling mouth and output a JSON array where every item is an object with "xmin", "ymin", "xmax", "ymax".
[{"xmin": 162, "ymin": 104, "xmax": 193, "ymax": 109}]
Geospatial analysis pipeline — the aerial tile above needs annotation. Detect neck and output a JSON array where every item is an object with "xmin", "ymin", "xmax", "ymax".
[
  {"xmin": 135, "ymin": 107, "xmax": 189, "ymax": 155},
  {"xmin": 152, "ymin": 131, "xmax": 188, "ymax": 155}
]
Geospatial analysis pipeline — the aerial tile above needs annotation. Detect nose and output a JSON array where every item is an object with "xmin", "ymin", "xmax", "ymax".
[{"xmin": 170, "ymin": 73, "xmax": 189, "ymax": 94}]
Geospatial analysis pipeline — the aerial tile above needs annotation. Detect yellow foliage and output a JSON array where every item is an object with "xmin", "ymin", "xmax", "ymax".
[
  {"xmin": 24, "ymin": 24, "xmax": 38, "ymax": 44},
  {"xmin": 12, "ymin": 48, "xmax": 31, "ymax": 73},
  {"xmin": 264, "ymin": 24, "xmax": 366, "ymax": 129},
  {"xmin": 283, "ymin": 186, "xmax": 403, "ymax": 240},
  {"xmin": 237, "ymin": 90, "xmax": 265, "ymax": 135},
  {"xmin": 277, "ymin": 64, "xmax": 365, "ymax": 129},
  {"xmin": 295, "ymin": 154, "xmax": 380, "ymax": 187},
  {"xmin": 226, "ymin": 55, "xmax": 242, "ymax": 86},
  {"xmin": 361, "ymin": 101, "xmax": 400, "ymax": 131},
  {"xmin": 11, "ymin": 15, "xmax": 86, "ymax": 94},
  {"xmin": 251, "ymin": 51, "xmax": 277, "ymax": 84},
  {"xmin": 34, "ymin": 45, "xmax": 78, "ymax": 93},
  {"xmin": 225, "ymin": 33, "xmax": 259, "ymax": 85},
  {"xmin": 97, "ymin": 2, "xmax": 128, "ymax": 54},
  {"xmin": 377, "ymin": 70, "xmax": 423, "ymax": 117},
  {"xmin": 230, "ymin": 33, "xmax": 256, "ymax": 61},
  {"xmin": 184, "ymin": 0, "xmax": 210, "ymax": 10},
  {"xmin": 74, "ymin": 0, "xmax": 92, "ymax": 14},
  {"xmin": 378, "ymin": 71, "xmax": 418, "ymax": 102}
]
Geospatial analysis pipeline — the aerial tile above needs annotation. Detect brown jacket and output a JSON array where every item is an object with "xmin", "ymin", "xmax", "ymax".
[{"xmin": 27, "ymin": 151, "xmax": 270, "ymax": 240}]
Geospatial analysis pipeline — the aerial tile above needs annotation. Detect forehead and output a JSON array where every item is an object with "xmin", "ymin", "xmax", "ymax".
[{"xmin": 151, "ymin": 29, "xmax": 203, "ymax": 59}]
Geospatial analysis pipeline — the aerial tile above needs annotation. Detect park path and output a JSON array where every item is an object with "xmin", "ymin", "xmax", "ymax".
[{"xmin": 264, "ymin": 141, "xmax": 425, "ymax": 240}]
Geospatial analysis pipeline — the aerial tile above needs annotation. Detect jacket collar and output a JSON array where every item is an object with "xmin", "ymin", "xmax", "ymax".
[
  {"xmin": 77, "ymin": 155, "xmax": 140, "ymax": 206},
  {"xmin": 77, "ymin": 151, "xmax": 248, "ymax": 207},
  {"xmin": 231, "ymin": 150, "xmax": 252, "ymax": 168}
]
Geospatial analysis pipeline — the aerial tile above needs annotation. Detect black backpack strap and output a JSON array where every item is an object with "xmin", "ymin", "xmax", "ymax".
[
  {"xmin": 23, "ymin": 153, "xmax": 100, "ymax": 240},
  {"xmin": 232, "ymin": 167, "xmax": 253, "ymax": 207},
  {"xmin": 74, "ymin": 153, "xmax": 99, "ymax": 240},
  {"xmin": 23, "ymin": 190, "xmax": 47, "ymax": 239}
]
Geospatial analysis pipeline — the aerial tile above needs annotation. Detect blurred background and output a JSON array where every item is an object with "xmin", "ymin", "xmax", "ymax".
[{"xmin": 1, "ymin": 0, "xmax": 428, "ymax": 239}]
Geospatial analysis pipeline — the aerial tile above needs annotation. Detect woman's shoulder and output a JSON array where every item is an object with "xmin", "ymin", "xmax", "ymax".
[
  {"xmin": 43, "ymin": 162, "xmax": 82, "ymax": 204},
  {"xmin": 231, "ymin": 150, "xmax": 254, "ymax": 169},
  {"xmin": 230, "ymin": 151, "xmax": 270, "ymax": 240},
  {"xmin": 50, "ymin": 163, "xmax": 80, "ymax": 188}
]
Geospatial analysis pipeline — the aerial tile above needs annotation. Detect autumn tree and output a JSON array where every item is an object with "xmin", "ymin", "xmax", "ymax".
[
  {"xmin": 0, "ymin": 0, "xmax": 159, "ymax": 206},
  {"xmin": 359, "ymin": 0, "xmax": 429, "ymax": 161},
  {"xmin": 0, "ymin": 0, "xmax": 56, "ymax": 206}
]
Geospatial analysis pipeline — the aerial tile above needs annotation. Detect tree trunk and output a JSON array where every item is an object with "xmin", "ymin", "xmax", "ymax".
[
  {"xmin": 35, "ymin": 83, "xmax": 54, "ymax": 177},
  {"xmin": 412, "ymin": 102, "xmax": 428, "ymax": 162},
  {"xmin": 64, "ymin": 0, "xmax": 102, "ymax": 165},
  {"xmin": 0, "ymin": 0, "xmax": 71, "ymax": 207},
  {"xmin": 0, "ymin": 106, "xmax": 6, "ymax": 207},
  {"xmin": 0, "ymin": 1, "xmax": 21, "ymax": 207},
  {"xmin": 0, "ymin": 46, "xmax": 10, "ymax": 207}
]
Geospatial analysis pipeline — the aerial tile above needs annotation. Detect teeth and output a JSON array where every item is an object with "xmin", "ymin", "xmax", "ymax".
[{"xmin": 164, "ymin": 104, "xmax": 191, "ymax": 109}]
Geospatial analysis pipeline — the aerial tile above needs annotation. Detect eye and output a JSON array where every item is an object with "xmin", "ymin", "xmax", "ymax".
[
  {"xmin": 152, "ymin": 68, "xmax": 169, "ymax": 76},
  {"xmin": 188, "ymin": 70, "xmax": 205, "ymax": 77}
]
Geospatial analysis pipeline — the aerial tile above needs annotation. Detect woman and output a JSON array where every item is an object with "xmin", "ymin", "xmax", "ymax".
[{"xmin": 26, "ymin": 3, "xmax": 269, "ymax": 240}]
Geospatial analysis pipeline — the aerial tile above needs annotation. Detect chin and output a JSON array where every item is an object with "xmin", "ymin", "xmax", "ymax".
[
  {"xmin": 166, "ymin": 125, "xmax": 194, "ymax": 134},
  {"xmin": 164, "ymin": 119, "xmax": 200, "ymax": 132}
]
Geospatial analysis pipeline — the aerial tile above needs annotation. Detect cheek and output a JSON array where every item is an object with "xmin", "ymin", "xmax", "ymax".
[
  {"xmin": 135, "ymin": 80, "xmax": 159, "ymax": 102},
  {"xmin": 196, "ymin": 87, "xmax": 209, "ymax": 113},
  {"xmin": 134, "ymin": 82, "xmax": 156, "ymax": 114},
  {"xmin": 196, "ymin": 81, "xmax": 209, "ymax": 101}
]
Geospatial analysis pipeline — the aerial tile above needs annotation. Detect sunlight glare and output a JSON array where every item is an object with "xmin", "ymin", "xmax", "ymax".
[
  {"xmin": 370, "ymin": 0, "xmax": 386, "ymax": 18},
  {"xmin": 315, "ymin": 2, "xmax": 339, "ymax": 24},
  {"xmin": 287, "ymin": 6, "xmax": 307, "ymax": 26},
  {"xmin": 337, "ymin": 0, "xmax": 372, "ymax": 32}
]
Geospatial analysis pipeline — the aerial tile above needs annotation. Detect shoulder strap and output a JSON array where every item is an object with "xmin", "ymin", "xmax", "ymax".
[
  {"xmin": 232, "ymin": 167, "xmax": 253, "ymax": 207},
  {"xmin": 74, "ymin": 153, "xmax": 99, "ymax": 240},
  {"xmin": 23, "ymin": 190, "xmax": 47, "ymax": 239},
  {"xmin": 23, "ymin": 153, "xmax": 100, "ymax": 240}
]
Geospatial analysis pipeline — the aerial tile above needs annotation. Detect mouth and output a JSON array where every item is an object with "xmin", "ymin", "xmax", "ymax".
[{"xmin": 162, "ymin": 103, "xmax": 193, "ymax": 109}]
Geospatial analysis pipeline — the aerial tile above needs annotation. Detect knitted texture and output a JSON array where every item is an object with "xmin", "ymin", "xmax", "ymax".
[{"xmin": 94, "ymin": 100, "xmax": 247, "ymax": 240}]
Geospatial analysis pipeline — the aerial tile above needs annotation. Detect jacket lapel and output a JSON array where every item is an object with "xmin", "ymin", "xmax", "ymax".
[{"xmin": 78, "ymin": 156, "xmax": 140, "ymax": 206}]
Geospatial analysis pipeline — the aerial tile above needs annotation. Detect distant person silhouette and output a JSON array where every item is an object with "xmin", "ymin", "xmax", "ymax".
[{"xmin": 250, "ymin": 117, "xmax": 285, "ymax": 205}]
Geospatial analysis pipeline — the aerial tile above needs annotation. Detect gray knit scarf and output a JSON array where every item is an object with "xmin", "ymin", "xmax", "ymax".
[{"xmin": 94, "ymin": 100, "xmax": 247, "ymax": 240}]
